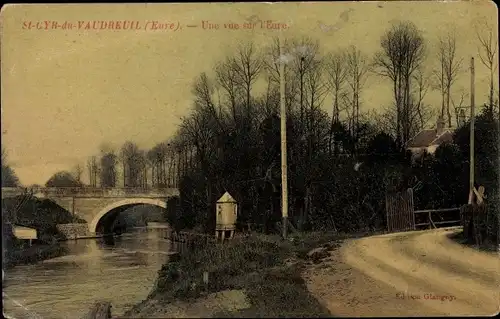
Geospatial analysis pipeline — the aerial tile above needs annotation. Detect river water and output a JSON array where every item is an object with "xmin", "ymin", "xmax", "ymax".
[{"xmin": 3, "ymin": 228, "xmax": 172, "ymax": 319}]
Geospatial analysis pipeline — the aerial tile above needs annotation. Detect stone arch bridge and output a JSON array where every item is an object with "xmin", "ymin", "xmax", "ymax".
[{"xmin": 1, "ymin": 187, "xmax": 179, "ymax": 237}]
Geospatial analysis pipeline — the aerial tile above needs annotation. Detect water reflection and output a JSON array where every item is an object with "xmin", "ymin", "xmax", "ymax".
[{"xmin": 3, "ymin": 228, "xmax": 171, "ymax": 319}]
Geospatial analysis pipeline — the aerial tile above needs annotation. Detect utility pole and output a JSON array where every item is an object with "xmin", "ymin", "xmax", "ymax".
[
  {"xmin": 279, "ymin": 34, "xmax": 288, "ymax": 239},
  {"xmin": 468, "ymin": 57, "xmax": 475, "ymax": 204}
]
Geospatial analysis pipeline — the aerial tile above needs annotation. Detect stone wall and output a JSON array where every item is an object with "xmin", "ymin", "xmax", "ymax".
[{"xmin": 56, "ymin": 223, "xmax": 90, "ymax": 240}]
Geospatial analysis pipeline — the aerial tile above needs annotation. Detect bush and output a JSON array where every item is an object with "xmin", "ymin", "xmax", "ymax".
[
  {"xmin": 151, "ymin": 236, "xmax": 287, "ymax": 300},
  {"xmin": 3, "ymin": 243, "xmax": 67, "ymax": 268}
]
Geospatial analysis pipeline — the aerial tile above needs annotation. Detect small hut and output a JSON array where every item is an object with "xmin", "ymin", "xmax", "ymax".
[
  {"xmin": 11, "ymin": 224, "xmax": 37, "ymax": 247},
  {"xmin": 215, "ymin": 192, "xmax": 238, "ymax": 240}
]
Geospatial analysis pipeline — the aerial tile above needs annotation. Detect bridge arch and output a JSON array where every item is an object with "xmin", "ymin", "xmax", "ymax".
[{"xmin": 89, "ymin": 198, "xmax": 167, "ymax": 234}]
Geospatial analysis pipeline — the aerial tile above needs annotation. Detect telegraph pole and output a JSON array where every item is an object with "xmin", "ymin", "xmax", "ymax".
[
  {"xmin": 469, "ymin": 57, "xmax": 475, "ymax": 204},
  {"xmin": 279, "ymin": 33, "xmax": 288, "ymax": 239}
]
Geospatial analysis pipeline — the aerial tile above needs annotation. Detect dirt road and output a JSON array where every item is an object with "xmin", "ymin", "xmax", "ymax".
[{"xmin": 303, "ymin": 227, "xmax": 499, "ymax": 317}]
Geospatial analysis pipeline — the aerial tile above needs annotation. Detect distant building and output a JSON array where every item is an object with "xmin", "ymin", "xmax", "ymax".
[
  {"xmin": 4, "ymin": 222, "xmax": 38, "ymax": 246},
  {"xmin": 406, "ymin": 116, "xmax": 454, "ymax": 158},
  {"xmin": 12, "ymin": 224, "xmax": 37, "ymax": 240}
]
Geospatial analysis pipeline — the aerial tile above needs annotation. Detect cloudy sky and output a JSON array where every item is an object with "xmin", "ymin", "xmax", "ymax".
[{"xmin": 1, "ymin": 1, "xmax": 497, "ymax": 185}]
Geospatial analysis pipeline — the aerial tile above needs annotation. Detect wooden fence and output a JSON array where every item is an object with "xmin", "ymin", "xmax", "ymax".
[
  {"xmin": 414, "ymin": 207, "xmax": 462, "ymax": 229},
  {"xmin": 385, "ymin": 188, "xmax": 416, "ymax": 233},
  {"xmin": 166, "ymin": 230, "xmax": 217, "ymax": 256}
]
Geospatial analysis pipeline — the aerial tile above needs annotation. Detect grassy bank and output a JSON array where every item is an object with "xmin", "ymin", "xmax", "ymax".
[
  {"xmin": 3, "ymin": 243, "xmax": 67, "ymax": 269},
  {"xmin": 125, "ymin": 230, "xmax": 381, "ymax": 318}
]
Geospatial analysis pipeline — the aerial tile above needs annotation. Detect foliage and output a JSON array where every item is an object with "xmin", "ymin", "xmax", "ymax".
[
  {"xmin": 45, "ymin": 170, "xmax": 82, "ymax": 187},
  {"xmin": 80, "ymin": 24, "xmax": 497, "ymax": 239},
  {"xmin": 100, "ymin": 150, "xmax": 118, "ymax": 187},
  {"xmin": 453, "ymin": 106, "xmax": 499, "ymax": 193},
  {"xmin": 2, "ymin": 195, "xmax": 86, "ymax": 239},
  {"xmin": 373, "ymin": 20, "xmax": 427, "ymax": 147},
  {"xmin": 1, "ymin": 147, "xmax": 20, "ymax": 187},
  {"xmin": 127, "ymin": 233, "xmax": 343, "ymax": 317}
]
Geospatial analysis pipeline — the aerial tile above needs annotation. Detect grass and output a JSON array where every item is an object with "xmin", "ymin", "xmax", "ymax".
[{"xmin": 125, "ymin": 229, "xmax": 384, "ymax": 318}]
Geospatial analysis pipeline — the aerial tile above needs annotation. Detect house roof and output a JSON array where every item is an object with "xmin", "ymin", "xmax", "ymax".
[
  {"xmin": 13, "ymin": 225, "xmax": 36, "ymax": 231},
  {"xmin": 432, "ymin": 131, "xmax": 454, "ymax": 145},
  {"xmin": 407, "ymin": 129, "xmax": 453, "ymax": 148},
  {"xmin": 217, "ymin": 192, "xmax": 236, "ymax": 203}
]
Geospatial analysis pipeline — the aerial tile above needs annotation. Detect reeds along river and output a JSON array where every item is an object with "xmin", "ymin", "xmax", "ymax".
[{"xmin": 2, "ymin": 228, "xmax": 173, "ymax": 319}]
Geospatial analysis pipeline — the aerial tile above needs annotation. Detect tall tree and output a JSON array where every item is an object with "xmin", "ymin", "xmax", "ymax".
[
  {"xmin": 435, "ymin": 29, "xmax": 463, "ymax": 127},
  {"xmin": 232, "ymin": 42, "xmax": 263, "ymax": 122},
  {"xmin": 290, "ymin": 37, "xmax": 320, "ymax": 134},
  {"xmin": 345, "ymin": 45, "xmax": 369, "ymax": 152},
  {"xmin": 410, "ymin": 68, "xmax": 433, "ymax": 133},
  {"xmin": 475, "ymin": 20, "xmax": 498, "ymax": 114},
  {"xmin": 326, "ymin": 50, "xmax": 348, "ymax": 123},
  {"xmin": 215, "ymin": 57, "xmax": 242, "ymax": 122},
  {"xmin": 373, "ymin": 21, "xmax": 426, "ymax": 147},
  {"xmin": 87, "ymin": 156, "xmax": 99, "ymax": 187},
  {"xmin": 263, "ymin": 37, "xmax": 298, "ymax": 111},
  {"xmin": 99, "ymin": 144, "xmax": 118, "ymax": 187},
  {"xmin": 73, "ymin": 164, "xmax": 84, "ymax": 185},
  {"xmin": 120, "ymin": 141, "xmax": 144, "ymax": 188}
]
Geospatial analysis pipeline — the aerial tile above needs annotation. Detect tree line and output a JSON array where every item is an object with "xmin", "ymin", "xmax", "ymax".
[
  {"xmin": 3, "ymin": 20, "xmax": 497, "ymax": 242},
  {"xmin": 157, "ymin": 19, "xmax": 497, "ymax": 235}
]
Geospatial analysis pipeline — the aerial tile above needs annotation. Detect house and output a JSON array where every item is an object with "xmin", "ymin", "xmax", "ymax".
[
  {"xmin": 5, "ymin": 222, "xmax": 38, "ymax": 246},
  {"xmin": 407, "ymin": 116, "xmax": 454, "ymax": 159},
  {"xmin": 12, "ymin": 224, "xmax": 37, "ymax": 240}
]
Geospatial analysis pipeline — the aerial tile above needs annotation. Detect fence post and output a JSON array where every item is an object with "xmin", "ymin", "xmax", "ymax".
[
  {"xmin": 409, "ymin": 188, "xmax": 415, "ymax": 230},
  {"xmin": 385, "ymin": 193, "xmax": 390, "ymax": 232}
]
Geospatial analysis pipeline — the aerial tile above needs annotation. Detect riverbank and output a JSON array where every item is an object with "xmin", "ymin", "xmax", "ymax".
[
  {"xmin": 3, "ymin": 243, "xmax": 68, "ymax": 269},
  {"xmin": 123, "ymin": 230, "xmax": 382, "ymax": 318}
]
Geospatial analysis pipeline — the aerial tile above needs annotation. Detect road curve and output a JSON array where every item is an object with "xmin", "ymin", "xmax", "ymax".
[{"xmin": 303, "ymin": 227, "xmax": 500, "ymax": 317}]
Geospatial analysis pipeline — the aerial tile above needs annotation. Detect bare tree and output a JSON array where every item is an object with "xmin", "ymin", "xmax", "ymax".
[
  {"xmin": 148, "ymin": 142, "xmax": 170, "ymax": 188},
  {"xmin": 304, "ymin": 57, "xmax": 329, "ymax": 159},
  {"xmin": 147, "ymin": 148, "xmax": 158, "ymax": 188},
  {"xmin": 215, "ymin": 57, "xmax": 241, "ymax": 122},
  {"xmin": 325, "ymin": 50, "xmax": 350, "ymax": 156},
  {"xmin": 73, "ymin": 164, "xmax": 84, "ymax": 186},
  {"xmin": 98, "ymin": 144, "xmax": 118, "ymax": 188},
  {"xmin": 345, "ymin": 45, "xmax": 369, "ymax": 149},
  {"xmin": 179, "ymin": 108, "xmax": 218, "ymax": 227},
  {"xmin": 87, "ymin": 156, "xmax": 99, "ymax": 187},
  {"xmin": 192, "ymin": 72, "xmax": 226, "ymax": 133},
  {"xmin": 451, "ymin": 90, "xmax": 468, "ymax": 126},
  {"xmin": 290, "ymin": 37, "xmax": 320, "ymax": 130},
  {"xmin": 232, "ymin": 42, "xmax": 263, "ymax": 125},
  {"xmin": 412, "ymin": 67, "xmax": 432, "ymax": 131},
  {"xmin": 475, "ymin": 20, "xmax": 498, "ymax": 113},
  {"xmin": 120, "ymin": 141, "xmax": 144, "ymax": 188},
  {"xmin": 435, "ymin": 29, "xmax": 463, "ymax": 127},
  {"xmin": 326, "ymin": 50, "xmax": 348, "ymax": 124},
  {"xmin": 170, "ymin": 134, "xmax": 189, "ymax": 188},
  {"xmin": 263, "ymin": 37, "xmax": 298, "ymax": 111},
  {"xmin": 373, "ymin": 20, "xmax": 426, "ymax": 147}
]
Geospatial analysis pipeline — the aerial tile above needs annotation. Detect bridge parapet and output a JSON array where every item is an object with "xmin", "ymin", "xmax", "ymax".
[{"xmin": 1, "ymin": 187, "xmax": 179, "ymax": 198}]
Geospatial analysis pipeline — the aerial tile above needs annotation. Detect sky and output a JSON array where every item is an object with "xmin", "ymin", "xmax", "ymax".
[{"xmin": 1, "ymin": 1, "xmax": 498, "ymax": 186}]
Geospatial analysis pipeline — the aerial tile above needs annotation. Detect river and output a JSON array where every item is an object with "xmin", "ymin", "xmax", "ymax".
[{"xmin": 3, "ymin": 228, "xmax": 172, "ymax": 319}]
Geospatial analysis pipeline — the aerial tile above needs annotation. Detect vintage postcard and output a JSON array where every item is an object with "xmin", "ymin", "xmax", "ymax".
[{"xmin": 1, "ymin": 1, "xmax": 499, "ymax": 318}]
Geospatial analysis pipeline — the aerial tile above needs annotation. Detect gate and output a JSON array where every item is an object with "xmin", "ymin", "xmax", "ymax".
[{"xmin": 386, "ymin": 188, "xmax": 416, "ymax": 233}]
